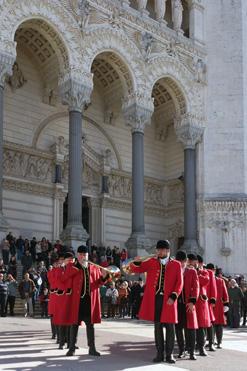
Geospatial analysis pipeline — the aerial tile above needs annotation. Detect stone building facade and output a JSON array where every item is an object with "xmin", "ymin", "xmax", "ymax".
[{"xmin": 0, "ymin": 0, "xmax": 245, "ymax": 275}]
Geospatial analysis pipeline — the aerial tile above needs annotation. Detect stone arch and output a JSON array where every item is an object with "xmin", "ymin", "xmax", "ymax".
[
  {"xmin": 0, "ymin": 0, "xmax": 83, "ymax": 71},
  {"xmin": 81, "ymin": 26, "xmax": 146, "ymax": 94},
  {"xmin": 147, "ymin": 55, "xmax": 202, "ymax": 117},
  {"xmin": 32, "ymin": 111, "xmax": 123, "ymax": 170}
]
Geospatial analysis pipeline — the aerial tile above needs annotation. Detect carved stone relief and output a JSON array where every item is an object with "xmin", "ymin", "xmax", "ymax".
[{"xmin": 3, "ymin": 147, "xmax": 53, "ymax": 183}]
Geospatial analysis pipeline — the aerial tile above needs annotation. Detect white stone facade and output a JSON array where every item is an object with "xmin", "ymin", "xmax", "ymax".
[{"xmin": 0, "ymin": 0, "xmax": 245, "ymax": 275}]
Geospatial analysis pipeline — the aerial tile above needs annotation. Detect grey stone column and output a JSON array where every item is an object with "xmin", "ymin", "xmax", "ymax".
[
  {"xmin": 174, "ymin": 113, "xmax": 204, "ymax": 253},
  {"xmin": 0, "ymin": 53, "xmax": 15, "ymax": 237},
  {"xmin": 122, "ymin": 93, "xmax": 154, "ymax": 257},
  {"xmin": 132, "ymin": 129, "xmax": 145, "ymax": 236},
  {"xmin": 59, "ymin": 70, "xmax": 93, "ymax": 248}
]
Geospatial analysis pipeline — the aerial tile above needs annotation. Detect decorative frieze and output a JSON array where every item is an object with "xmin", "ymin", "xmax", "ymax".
[{"xmin": 0, "ymin": 51, "xmax": 15, "ymax": 88}]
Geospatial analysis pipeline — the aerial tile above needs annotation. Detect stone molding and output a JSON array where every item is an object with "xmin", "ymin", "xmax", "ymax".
[
  {"xmin": 122, "ymin": 92, "xmax": 154, "ymax": 133},
  {"xmin": 0, "ymin": 51, "xmax": 15, "ymax": 88},
  {"xmin": 174, "ymin": 112, "xmax": 205, "ymax": 149},
  {"xmin": 59, "ymin": 70, "xmax": 93, "ymax": 112}
]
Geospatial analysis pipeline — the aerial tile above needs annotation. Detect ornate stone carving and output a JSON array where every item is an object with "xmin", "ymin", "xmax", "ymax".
[
  {"xmin": 59, "ymin": 69, "xmax": 93, "ymax": 111},
  {"xmin": 3, "ymin": 148, "xmax": 53, "ymax": 183},
  {"xmin": 0, "ymin": 51, "xmax": 15, "ymax": 88},
  {"xmin": 174, "ymin": 113, "xmax": 205, "ymax": 149},
  {"xmin": 122, "ymin": 92, "xmax": 154, "ymax": 133},
  {"xmin": 172, "ymin": 0, "xmax": 183, "ymax": 33},
  {"xmin": 7, "ymin": 62, "xmax": 26, "ymax": 91}
]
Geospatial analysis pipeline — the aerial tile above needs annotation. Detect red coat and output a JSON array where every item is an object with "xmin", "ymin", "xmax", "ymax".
[
  {"xmin": 47, "ymin": 268, "xmax": 58, "ymax": 316},
  {"xmin": 53, "ymin": 266, "xmax": 69, "ymax": 325},
  {"xmin": 184, "ymin": 267, "xmax": 199, "ymax": 329},
  {"xmin": 129, "ymin": 258, "xmax": 183, "ymax": 323},
  {"xmin": 213, "ymin": 277, "xmax": 229, "ymax": 325},
  {"xmin": 60, "ymin": 262, "xmax": 104, "ymax": 325},
  {"xmin": 196, "ymin": 268, "xmax": 211, "ymax": 328},
  {"xmin": 206, "ymin": 269, "xmax": 217, "ymax": 323}
]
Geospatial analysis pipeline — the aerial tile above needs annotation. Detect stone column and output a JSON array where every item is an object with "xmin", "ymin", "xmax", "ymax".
[
  {"xmin": 189, "ymin": 0, "xmax": 205, "ymax": 45},
  {"xmin": 0, "ymin": 52, "xmax": 15, "ymax": 239},
  {"xmin": 174, "ymin": 113, "xmax": 204, "ymax": 253},
  {"xmin": 155, "ymin": 0, "xmax": 167, "ymax": 25},
  {"xmin": 137, "ymin": 0, "xmax": 149, "ymax": 17},
  {"xmin": 122, "ymin": 93, "xmax": 154, "ymax": 257},
  {"xmin": 59, "ymin": 70, "xmax": 93, "ymax": 249}
]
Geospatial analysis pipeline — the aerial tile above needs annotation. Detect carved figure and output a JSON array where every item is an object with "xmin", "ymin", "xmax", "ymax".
[
  {"xmin": 140, "ymin": 32, "xmax": 154, "ymax": 59},
  {"xmin": 172, "ymin": 0, "xmax": 183, "ymax": 31},
  {"xmin": 193, "ymin": 58, "xmax": 206, "ymax": 83},
  {"xmin": 137, "ymin": 0, "xmax": 148, "ymax": 11},
  {"xmin": 8, "ymin": 62, "xmax": 26, "ymax": 91}
]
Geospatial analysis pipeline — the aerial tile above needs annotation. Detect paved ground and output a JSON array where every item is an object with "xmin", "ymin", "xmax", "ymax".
[{"xmin": 0, "ymin": 317, "xmax": 246, "ymax": 371}]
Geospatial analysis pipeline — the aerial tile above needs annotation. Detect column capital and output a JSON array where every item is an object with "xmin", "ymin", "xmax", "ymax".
[
  {"xmin": 59, "ymin": 69, "xmax": 93, "ymax": 112},
  {"xmin": 174, "ymin": 113, "xmax": 205, "ymax": 149},
  {"xmin": 122, "ymin": 92, "xmax": 154, "ymax": 133},
  {"xmin": 0, "ymin": 51, "xmax": 15, "ymax": 88}
]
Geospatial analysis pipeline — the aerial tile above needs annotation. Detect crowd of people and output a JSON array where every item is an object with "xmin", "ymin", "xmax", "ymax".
[{"xmin": 0, "ymin": 232, "xmax": 139, "ymax": 319}]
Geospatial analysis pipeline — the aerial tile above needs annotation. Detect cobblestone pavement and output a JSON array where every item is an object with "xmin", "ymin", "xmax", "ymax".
[{"xmin": 0, "ymin": 317, "xmax": 246, "ymax": 371}]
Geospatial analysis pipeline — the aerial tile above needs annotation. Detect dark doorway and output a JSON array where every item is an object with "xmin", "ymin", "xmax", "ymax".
[{"xmin": 63, "ymin": 195, "xmax": 90, "ymax": 233}]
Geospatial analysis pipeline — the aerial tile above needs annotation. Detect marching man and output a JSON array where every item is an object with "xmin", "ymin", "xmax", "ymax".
[{"xmin": 129, "ymin": 240, "xmax": 183, "ymax": 364}]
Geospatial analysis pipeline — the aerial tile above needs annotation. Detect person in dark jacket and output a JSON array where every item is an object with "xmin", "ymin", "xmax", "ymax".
[
  {"xmin": 0, "ymin": 273, "xmax": 8, "ymax": 316},
  {"xmin": 21, "ymin": 250, "xmax": 33, "ymax": 277}
]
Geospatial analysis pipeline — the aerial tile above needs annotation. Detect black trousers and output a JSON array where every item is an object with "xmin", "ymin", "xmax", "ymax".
[
  {"xmin": 175, "ymin": 325, "xmax": 196, "ymax": 354},
  {"xmin": 6, "ymin": 295, "xmax": 15, "ymax": 315},
  {"xmin": 68, "ymin": 321, "xmax": 96, "ymax": 352},
  {"xmin": 197, "ymin": 327, "xmax": 206, "ymax": 350},
  {"xmin": 214, "ymin": 324, "xmax": 223, "ymax": 345},
  {"xmin": 0, "ymin": 294, "xmax": 7, "ymax": 316},
  {"xmin": 207, "ymin": 325, "xmax": 214, "ymax": 346},
  {"xmin": 154, "ymin": 294, "xmax": 175, "ymax": 357}
]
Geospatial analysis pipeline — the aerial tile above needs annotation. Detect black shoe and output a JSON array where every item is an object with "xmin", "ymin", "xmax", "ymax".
[
  {"xmin": 66, "ymin": 349, "xmax": 75, "ymax": 356},
  {"xmin": 178, "ymin": 350, "xmax": 186, "ymax": 358},
  {"xmin": 209, "ymin": 345, "xmax": 216, "ymax": 352},
  {"xmin": 58, "ymin": 345, "xmax": 63, "ymax": 350},
  {"xmin": 217, "ymin": 344, "xmax": 222, "ymax": 349},
  {"xmin": 199, "ymin": 348, "xmax": 208, "ymax": 356},
  {"xmin": 52, "ymin": 335, "xmax": 56, "ymax": 340},
  {"xmin": 89, "ymin": 348, "xmax": 101, "ymax": 356},
  {"xmin": 190, "ymin": 353, "xmax": 197, "ymax": 360},
  {"xmin": 166, "ymin": 355, "xmax": 176, "ymax": 364},
  {"xmin": 152, "ymin": 354, "xmax": 164, "ymax": 363}
]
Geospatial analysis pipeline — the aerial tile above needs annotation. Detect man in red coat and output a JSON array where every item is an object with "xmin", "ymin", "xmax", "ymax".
[
  {"xmin": 129, "ymin": 240, "xmax": 183, "ymax": 364},
  {"xmin": 175, "ymin": 253, "xmax": 199, "ymax": 360},
  {"xmin": 196, "ymin": 255, "xmax": 211, "ymax": 356},
  {"xmin": 60, "ymin": 245, "xmax": 109, "ymax": 357},
  {"xmin": 206, "ymin": 263, "xmax": 218, "ymax": 351},
  {"xmin": 214, "ymin": 268, "xmax": 229, "ymax": 348}
]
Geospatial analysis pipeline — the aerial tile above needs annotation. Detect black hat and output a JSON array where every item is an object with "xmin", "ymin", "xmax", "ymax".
[
  {"xmin": 206, "ymin": 263, "xmax": 215, "ymax": 270},
  {"xmin": 175, "ymin": 250, "xmax": 187, "ymax": 262},
  {"xmin": 215, "ymin": 268, "xmax": 222, "ymax": 276},
  {"xmin": 197, "ymin": 255, "xmax": 203, "ymax": 263},
  {"xmin": 187, "ymin": 253, "xmax": 198, "ymax": 261},
  {"xmin": 64, "ymin": 252, "xmax": 74, "ymax": 259},
  {"xmin": 156, "ymin": 240, "xmax": 170, "ymax": 249},
  {"xmin": 77, "ymin": 245, "xmax": 89, "ymax": 253}
]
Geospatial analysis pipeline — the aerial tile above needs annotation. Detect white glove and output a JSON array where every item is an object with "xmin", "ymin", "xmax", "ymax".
[{"xmin": 223, "ymin": 306, "xmax": 229, "ymax": 313}]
